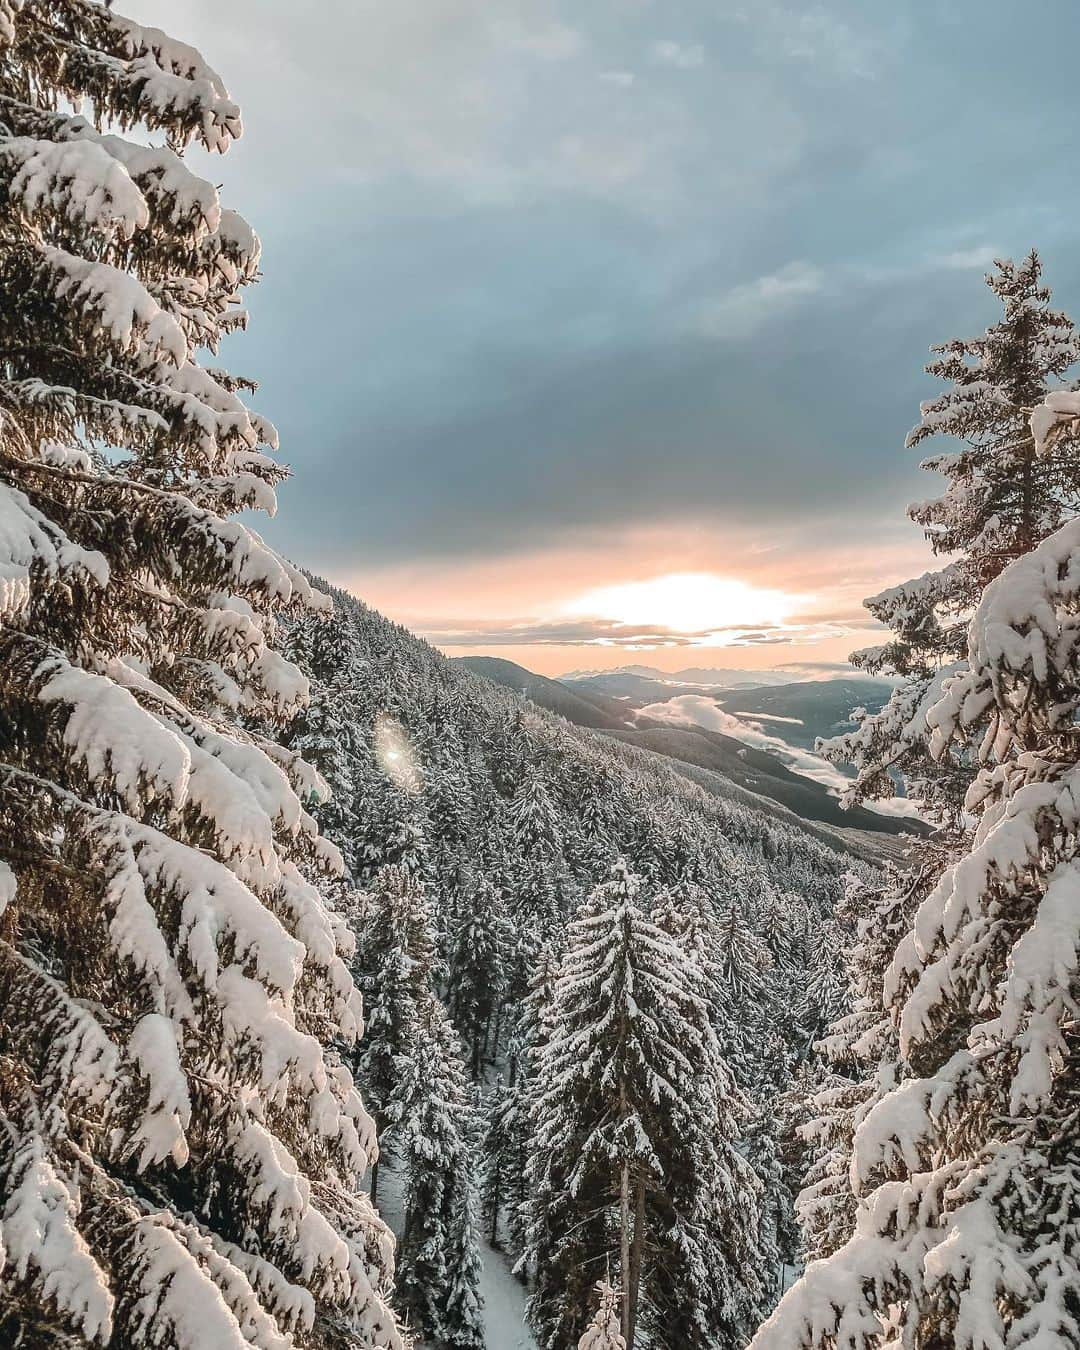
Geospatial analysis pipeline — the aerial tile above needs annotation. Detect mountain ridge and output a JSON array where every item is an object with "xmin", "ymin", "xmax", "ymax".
[{"xmin": 453, "ymin": 654, "xmax": 923, "ymax": 847}]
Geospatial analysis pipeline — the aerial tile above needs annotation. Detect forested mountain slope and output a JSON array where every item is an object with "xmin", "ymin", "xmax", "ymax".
[
  {"xmin": 456, "ymin": 655, "xmax": 916, "ymax": 849},
  {"xmin": 288, "ymin": 582, "xmax": 867, "ymax": 914},
  {"xmin": 453, "ymin": 655, "xmax": 631, "ymax": 731},
  {"xmin": 276, "ymin": 581, "xmax": 878, "ymax": 1344}
]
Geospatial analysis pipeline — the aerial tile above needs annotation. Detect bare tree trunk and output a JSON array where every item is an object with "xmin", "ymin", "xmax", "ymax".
[
  {"xmin": 471, "ymin": 1031, "xmax": 481, "ymax": 1081},
  {"xmin": 370, "ymin": 1157, "xmax": 380, "ymax": 1206},
  {"xmin": 620, "ymin": 1158, "xmax": 632, "ymax": 1348},
  {"xmin": 628, "ymin": 1177, "xmax": 645, "ymax": 1350},
  {"xmin": 489, "ymin": 1174, "xmax": 501, "ymax": 1248}
]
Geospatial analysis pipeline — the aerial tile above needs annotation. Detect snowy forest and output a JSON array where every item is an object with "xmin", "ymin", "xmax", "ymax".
[{"xmin": 0, "ymin": 5, "xmax": 1078, "ymax": 1350}]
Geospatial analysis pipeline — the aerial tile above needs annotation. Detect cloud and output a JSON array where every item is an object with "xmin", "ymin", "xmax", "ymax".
[
  {"xmin": 694, "ymin": 261, "xmax": 826, "ymax": 338},
  {"xmin": 499, "ymin": 19, "xmax": 583, "ymax": 60},
  {"xmin": 775, "ymin": 660, "xmax": 888, "ymax": 679},
  {"xmin": 133, "ymin": 0, "xmax": 697, "ymax": 212},
  {"xmin": 692, "ymin": 243, "xmax": 1007, "ymax": 341},
  {"xmin": 125, "ymin": 0, "xmax": 1080, "ymax": 621},
  {"xmin": 730, "ymin": 3, "xmax": 885, "ymax": 80},
  {"xmin": 413, "ymin": 614, "xmax": 867, "ymax": 650},
  {"xmin": 650, "ymin": 40, "xmax": 705, "ymax": 69},
  {"xmin": 637, "ymin": 694, "xmax": 921, "ymax": 816},
  {"xmin": 599, "ymin": 70, "xmax": 636, "ymax": 87},
  {"xmin": 935, "ymin": 244, "xmax": 1001, "ymax": 270},
  {"xmin": 414, "ymin": 618, "xmax": 708, "ymax": 648},
  {"xmin": 779, "ymin": 9, "xmax": 881, "ymax": 79}
]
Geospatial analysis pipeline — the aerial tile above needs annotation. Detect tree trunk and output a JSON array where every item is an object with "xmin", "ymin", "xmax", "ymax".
[
  {"xmin": 628, "ymin": 1177, "xmax": 645, "ymax": 1350},
  {"xmin": 620, "ymin": 1158, "xmax": 632, "ymax": 1348},
  {"xmin": 489, "ymin": 1176, "xmax": 501, "ymax": 1248},
  {"xmin": 490, "ymin": 1001, "xmax": 503, "ymax": 1064},
  {"xmin": 370, "ymin": 1157, "xmax": 380, "ymax": 1206}
]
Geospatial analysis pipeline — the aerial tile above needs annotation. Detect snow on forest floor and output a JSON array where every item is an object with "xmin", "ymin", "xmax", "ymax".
[{"xmin": 375, "ymin": 1165, "xmax": 538, "ymax": 1349}]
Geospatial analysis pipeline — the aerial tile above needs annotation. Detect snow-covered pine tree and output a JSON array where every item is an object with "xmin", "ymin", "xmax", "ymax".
[
  {"xmin": 480, "ymin": 1075, "xmax": 513, "ymax": 1249},
  {"xmin": 827, "ymin": 251, "xmax": 1080, "ymax": 826},
  {"xmin": 752, "ymin": 297, "xmax": 1080, "ymax": 1349},
  {"xmin": 526, "ymin": 860, "xmax": 764, "ymax": 1350},
  {"xmin": 279, "ymin": 600, "xmax": 369, "ymax": 869},
  {"xmin": 712, "ymin": 897, "xmax": 775, "ymax": 1085},
  {"xmin": 446, "ymin": 876, "xmax": 508, "ymax": 1079},
  {"xmin": 510, "ymin": 771, "xmax": 562, "ymax": 861},
  {"xmin": 577, "ymin": 1282, "xmax": 626, "ymax": 1350},
  {"xmin": 353, "ymin": 770, "xmax": 430, "ymax": 886},
  {"xmin": 781, "ymin": 866, "xmax": 923, "ymax": 1275},
  {"xmin": 395, "ymin": 998, "xmax": 485, "ymax": 1350},
  {"xmin": 798, "ymin": 918, "xmax": 851, "ymax": 1051},
  {"xmin": 0, "ymin": 7, "xmax": 401, "ymax": 1347},
  {"xmin": 352, "ymin": 863, "xmax": 437, "ymax": 1205},
  {"xmin": 499, "ymin": 939, "xmax": 560, "ymax": 1269}
]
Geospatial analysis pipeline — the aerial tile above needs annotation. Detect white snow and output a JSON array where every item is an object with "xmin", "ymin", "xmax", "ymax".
[
  {"xmin": 0, "ymin": 481, "xmax": 109, "ymax": 619},
  {"xmin": 2, "ymin": 135, "xmax": 149, "ymax": 238},
  {"xmin": 43, "ymin": 245, "xmax": 186, "ymax": 368},
  {"xmin": 127, "ymin": 1012, "xmax": 192, "ymax": 1170},
  {"xmin": 0, "ymin": 1139, "xmax": 114, "ymax": 1343},
  {"xmin": 375, "ymin": 1165, "xmax": 537, "ymax": 1349}
]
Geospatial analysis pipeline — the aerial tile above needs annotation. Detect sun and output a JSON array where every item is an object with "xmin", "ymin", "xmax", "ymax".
[{"xmin": 565, "ymin": 571, "xmax": 802, "ymax": 636}]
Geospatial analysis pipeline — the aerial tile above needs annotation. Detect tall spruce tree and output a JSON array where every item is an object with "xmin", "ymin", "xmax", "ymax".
[
  {"xmin": 351, "ymin": 863, "xmax": 437, "ymax": 1205},
  {"xmin": 279, "ymin": 603, "xmax": 369, "ymax": 869},
  {"xmin": 446, "ymin": 876, "xmax": 508, "ymax": 1079},
  {"xmin": 500, "ymin": 940, "xmax": 560, "ymax": 1271},
  {"xmin": 526, "ymin": 861, "xmax": 764, "ymax": 1350},
  {"xmin": 395, "ymin": 998, "xmax": 485, "ymax": 1350},
  {"xmin": 829, "ymin": 251, "xmax": 1080, "ymax": 826},
  {"xmin": 0, "ymin": 7, "xmax": 400, "ymax": 1346},
  {"xmin": 754, "ymin": 264, "xmax": 1080, "ymax": 1348}
]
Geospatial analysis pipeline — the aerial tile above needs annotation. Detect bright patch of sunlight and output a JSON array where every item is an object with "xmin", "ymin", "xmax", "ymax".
[{"xmin": 564, "ymin": 572, "xmax": 805, "ymax": 637}]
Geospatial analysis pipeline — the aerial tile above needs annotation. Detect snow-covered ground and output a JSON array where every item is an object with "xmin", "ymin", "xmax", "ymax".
[{"xmin": 375, "ymin": 1166, "xmax": 537, "ymax": 1349}]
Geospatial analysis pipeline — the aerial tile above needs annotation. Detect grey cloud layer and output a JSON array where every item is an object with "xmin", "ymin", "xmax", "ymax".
[
  {"xmin": 415, "ymin": 615, "xmax": 869, "ymax": 649},
  {"xmin": 135, "ymin": 0, "xmax": 1080, "ymax": 575}
]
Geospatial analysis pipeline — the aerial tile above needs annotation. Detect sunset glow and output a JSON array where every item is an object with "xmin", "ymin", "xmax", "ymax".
[{"xmin": 565, "ymin": 572, "xmax": 806, "ymax": 638}]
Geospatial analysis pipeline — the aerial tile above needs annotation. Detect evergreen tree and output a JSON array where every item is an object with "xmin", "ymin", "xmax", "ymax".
[
  {"xmin": 744, "ymin": 1105, "xmax": 801, "ymax": 1312},
  {"xmin": 501, "ymin": 940, "xmax": 560, "ymax": 1269},
  {"xmin": 480, "ymin": 1075, "xmax": 514, "ymax": 1250},
  {"xmin": 510, "ymin": 771, "xmax": 562, "ymax": 863},
  {"xmin": 0, "ymin": 7, "xmax": 399, "ymax": 1345},
  {"xmin": 526, "ymin": 861, "xmax": 764, "ymax": 1350},
  {"xmin": 829, "ymin": 251, "xmax": 1080, "ymax": 826},
  {"xmin": 279, "ymin": 604, "xmax": 369, "ymax": 864},
  {"xmin": 798, "ymin": 918, "xmax": 851, "ymax": 1051},
  {"xmin": 712, "ymin": 897, "xmax": 775, "ymax": 1085},
  {"xmin": 578, "ymin": 1282, "xmax": 626, "ymax": 1350},
  {"xmin": 353, "ymin": 767, "xmax": 430, "ymax": 884},
  {"xmin": 755, "ymin": 273, "xmax": 1080, "ymax": 1348},
  {"xmin": 396, "ymin": 999, "xmax": 485, "ymax": 1350},
  {"xmin": 447, "ymin": 877, "xmax": 509, "ymax": 1078},
  {"xmin": 352, "ymin": 863, "xmax": 437, "ymax": 1203}
]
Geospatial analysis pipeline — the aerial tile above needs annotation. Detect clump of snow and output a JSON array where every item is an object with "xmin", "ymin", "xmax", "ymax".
[
  {"xmin": 0, "ymin": 481, "xmax": 108, "ymax": 618},
  {"xmin": 0, "ymin": 1138, "xmax": 114, "ymax": 1343}
]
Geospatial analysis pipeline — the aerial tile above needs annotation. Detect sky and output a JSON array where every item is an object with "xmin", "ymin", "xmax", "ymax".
[{"xmin": 138, "ymin": 1, "xmax": 1080, "ymax": 675}]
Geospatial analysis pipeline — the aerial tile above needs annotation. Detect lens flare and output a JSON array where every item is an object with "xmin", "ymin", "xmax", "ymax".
[{"xmin": 374, "ymin": 713, "xmax": 422, "ymax": 792}]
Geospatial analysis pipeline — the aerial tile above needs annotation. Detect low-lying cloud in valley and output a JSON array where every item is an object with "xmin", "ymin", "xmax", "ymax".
[{"xmin": 637, "ymin": 693, "xmax": 921, "ymax": 818}]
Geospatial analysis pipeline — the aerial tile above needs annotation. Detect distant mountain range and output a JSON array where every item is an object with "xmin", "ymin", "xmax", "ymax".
[
  {"xmin": 559, "ymin": 663, "xmax": 802, "ymax": 688},
  {"xmin": 453, "ymin": 656, "xmax": 926, "ymax": 844}
]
